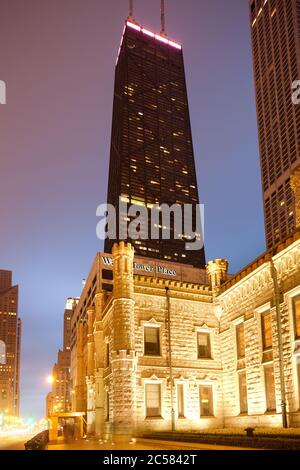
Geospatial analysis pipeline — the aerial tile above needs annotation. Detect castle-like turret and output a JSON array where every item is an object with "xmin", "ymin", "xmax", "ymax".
[
  {"xmin": 111, "ymin": 242, "xmax": 137, "ymax": 440},
  {"xmin": 112, "ymin": 241, "xmax": 135, "ymax": 351},
  {"xmin": 86, "ymin": 306, "xmax": 95, "ymax": 435},
  {"xmin": 93, "ymin": 291, "xmax": 106, "ymax": 438},
  {"xmin": 206, "ymin": 259, "xmax": 229, "ymax": 295}
]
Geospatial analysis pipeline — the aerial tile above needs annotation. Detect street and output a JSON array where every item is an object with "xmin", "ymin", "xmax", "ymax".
[
  {"xmin": 0, "ymin": 435, "xmax": 255, "ymax": 451},
  {"xmin": 47, "ymin": 437, "xmax": 254, "ymax": 451},
  {"xmin": 0, "ymin": 434, "xmax": 35, "ymax": 450}
]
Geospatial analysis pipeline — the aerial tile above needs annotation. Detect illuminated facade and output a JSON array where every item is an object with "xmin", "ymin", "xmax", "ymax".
[
  {"xmin": 63, "ymin": 15, "xmax": 300, "ymax": 438},
  {"xmin": 249, "ymin": 0, "xmax": 300, "ymax": 249},
  {"xmin": 0, "ymin": 270, "xmax": 21, "ymax": 417},
  {"xmin": 68, "ymin": 171, "xmax": 300, "ymax": 437},
  {"xmin": 69, "ymin": 234, "xmax": 300, "ymax": 438},
  {"xmin": 105, "ymin": 21, "xmax": 205, "ymax": 268}
]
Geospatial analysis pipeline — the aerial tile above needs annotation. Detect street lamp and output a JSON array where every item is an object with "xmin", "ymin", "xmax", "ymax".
[
  {"xmin": 46, "ymin": 375, "xmax": 54, "ymax": 385},
  {"xmin": 270, "ymin": 259, "xmax": 288, "ymax": 428}
]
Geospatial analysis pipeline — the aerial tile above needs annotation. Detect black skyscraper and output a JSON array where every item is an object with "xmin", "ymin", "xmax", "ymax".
[{"xmin": 105, "ymin": 20, "xmax": 206, "ymax": 268}]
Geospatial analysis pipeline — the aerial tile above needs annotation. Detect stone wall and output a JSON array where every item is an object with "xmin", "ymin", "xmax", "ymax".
[
  {"xmin": 78, "ymin": 238, "xmax": 300, "ymax": 437},
  {"xmin": 133, "ymin": 291, "xmax": 223, "ymax": 434},
  {"xmin": 218, "ymin": 238, "xmax": 300, "ymax": 428}
]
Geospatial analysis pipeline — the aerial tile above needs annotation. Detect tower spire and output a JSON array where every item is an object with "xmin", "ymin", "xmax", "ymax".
[
  {"xmin": 128, "ymin": 0, "xmax": 133, "ymax": 19},
  {"xmin": 161, "ymin": 0, "xmax": 166, "ymax": 35}
]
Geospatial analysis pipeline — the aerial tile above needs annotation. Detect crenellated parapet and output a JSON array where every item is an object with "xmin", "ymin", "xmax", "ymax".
[
  {"xmin": 112, "ymin": 242, "xmax": 135, "ymax": 352},
  {"xmin": 94, "ymin": 291, "xmax": 106, "ymax": 321},
  {"xmin": 206, "ymin": 259, "xmax": 229, "ymax": 295},
  {"xmin": 112, "ymin": 241, "xmax": 134, "ymax": 300}
]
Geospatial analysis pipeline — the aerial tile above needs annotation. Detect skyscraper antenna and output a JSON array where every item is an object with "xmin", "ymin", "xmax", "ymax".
[
  {"xmin": 128, "ymin": 0, "xmax": 133, "ymax": 19},
  {"xmin": 161, "ymin": 0, "xmax": 166, "ymax": 35}
]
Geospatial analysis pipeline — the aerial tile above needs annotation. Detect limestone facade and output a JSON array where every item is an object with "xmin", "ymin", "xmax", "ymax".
[{"xmin": 70, "ymin": 231, "xmax": 300, "ymax": 437}]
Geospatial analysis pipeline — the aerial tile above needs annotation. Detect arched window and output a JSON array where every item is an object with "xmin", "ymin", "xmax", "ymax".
[{"xmin": 0, "ymin": 340, "xmax": 6, "ymax": 365}]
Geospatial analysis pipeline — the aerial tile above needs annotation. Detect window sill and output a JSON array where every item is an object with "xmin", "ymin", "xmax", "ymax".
[
  {"xmin": 145, "ymin": 416, "xmax": 164, "ymax": 421},
  {"xmin": 143, "ymin": 355, "xmax": 162, "ymax": 358}
]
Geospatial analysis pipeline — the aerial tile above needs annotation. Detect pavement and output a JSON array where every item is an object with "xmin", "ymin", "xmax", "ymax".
[{"xmin": 47, "ymin": 437, "xmax": 254, "ymax": 451}]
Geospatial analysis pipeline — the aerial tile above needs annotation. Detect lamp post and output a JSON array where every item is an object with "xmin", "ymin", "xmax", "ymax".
[
  {"xmin": 166, "ymin": 287, "xmax": 175, "ymax": 432},
  {"xmin": 46, "ymin": 375, "xmax": 54, "ymax": 385},
  {"xmin": 270, "ymin": 259, "xmax": 288, "ymax": 428}
]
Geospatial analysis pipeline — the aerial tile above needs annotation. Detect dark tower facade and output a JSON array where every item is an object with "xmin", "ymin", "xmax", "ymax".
[
  {"xmin": 249, "ymin": 0, "xmax": 300, "ymax": 249},
  {"xmin": 105, "ymin": 20, "xmax": 206, "ymax": 268}
]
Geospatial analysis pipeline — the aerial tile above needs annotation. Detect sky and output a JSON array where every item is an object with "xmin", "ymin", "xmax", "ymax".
[{"xmin": 0, "ymin": 0, "xmax": 264, "ymax": 419}]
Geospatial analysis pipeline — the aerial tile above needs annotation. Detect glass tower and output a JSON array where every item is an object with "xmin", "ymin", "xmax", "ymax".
[{"xmin": 105, "ymin": 20, "xmax": 206, "ymax": 268}]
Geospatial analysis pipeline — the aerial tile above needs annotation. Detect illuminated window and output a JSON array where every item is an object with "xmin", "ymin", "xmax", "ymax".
[
  {"xmin": 199, "ymin": 385, "xmax": 214, "ymax": 417},
  {"xmin": 293, "ymin": 297, "xmax": 300, "ymax": 339},
  {"xmin": 261, "ymin": 311, "xmax": 272, "ymax": 351},
  {"xmin": 144, "ymin": 327, "xmax": 160, "ymax": 356},
  {"xmin": 264, "ymin": 365, "xmax": 276, "ymax": 411},
  {"xmin": 239, "ymin": 371, "xmax": 248, "ymax": 414},
  {"xmin": 236, "ymin": 324, "xmax": 245, "ymax": 359},
  {"xmin": 0, "ymin": 340, "xmax": 6, "ymax": 365},
  {"xmin": 197, "ymin": 333, "xmax": 211, "ymax": 359},
  {"xmin": 177, "ymin": 384, "xmax": 185, "ymax": 418},
  {"xmin": 145, "ymin": 384, "xmax": 161, "ymax": 417}
]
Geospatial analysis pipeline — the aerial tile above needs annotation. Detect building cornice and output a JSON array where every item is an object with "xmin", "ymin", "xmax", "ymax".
[{"xmin": 219, "ymin": 231, "xmax": 300, "ymax": 296}]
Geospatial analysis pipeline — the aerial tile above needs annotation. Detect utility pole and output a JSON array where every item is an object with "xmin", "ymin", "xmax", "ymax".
[
  {"xmin": 270, "ymin": 259, "xmax": 288, "ymax": 428},
  {"xmin": 166, "ymin": 287, "xmax": 175, "ymax": 432}
]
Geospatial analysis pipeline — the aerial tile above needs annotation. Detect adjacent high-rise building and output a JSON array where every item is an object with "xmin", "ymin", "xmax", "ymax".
[
  {"xmin": 47, "ymin": 298, "xmax": 78, "ymax": 416},
  {"xmin": 0, "ymin": 270, "xmax": 21, "ymax": 417},
  {"xmin": 105, "ymin": 19, "xmax": 206, "ymax": 268},
  {"xmin": 249, "ymin": 0, "xmax": 300, "ymax": 249}
]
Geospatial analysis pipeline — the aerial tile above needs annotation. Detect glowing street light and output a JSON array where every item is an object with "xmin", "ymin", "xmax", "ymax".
[{"xmin": 46, "ymin": 375, "xmax": 54, "ymax": 385}]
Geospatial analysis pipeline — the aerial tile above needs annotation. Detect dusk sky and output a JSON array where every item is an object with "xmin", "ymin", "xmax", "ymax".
[{"xmin": 0, "ymin": 0, "xmax": 264, "ymax": 419}]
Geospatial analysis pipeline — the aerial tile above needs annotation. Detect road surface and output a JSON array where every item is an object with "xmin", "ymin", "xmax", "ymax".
[
  {"xmin": 0, "ymin": 435, "xmax": 255, "ymax": 451},
  {"xmin": 0, "ymin": 434, "xmax": 34, "ymax": 450},
  {"xmin": 47, "ymin": 437, "xmax": 254, "ymax": 451}
]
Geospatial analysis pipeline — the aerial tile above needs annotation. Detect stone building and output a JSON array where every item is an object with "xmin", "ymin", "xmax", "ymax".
[
  {"xmin": 69, "ymin": 171, "xmax": 300, "ymax": 439},
  {"xmin": 218, "ymin": 231, "xmax": 300, "ymax": 429}
]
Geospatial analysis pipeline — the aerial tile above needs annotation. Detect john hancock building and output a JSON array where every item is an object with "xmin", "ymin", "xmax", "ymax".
[
  {"xmin": 105, "ymin": 19, "xmax": 205, "ymax": 268},
  {"xmin": 54, "ymin": 15, "xmax": 300, "ymax": 443}
]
